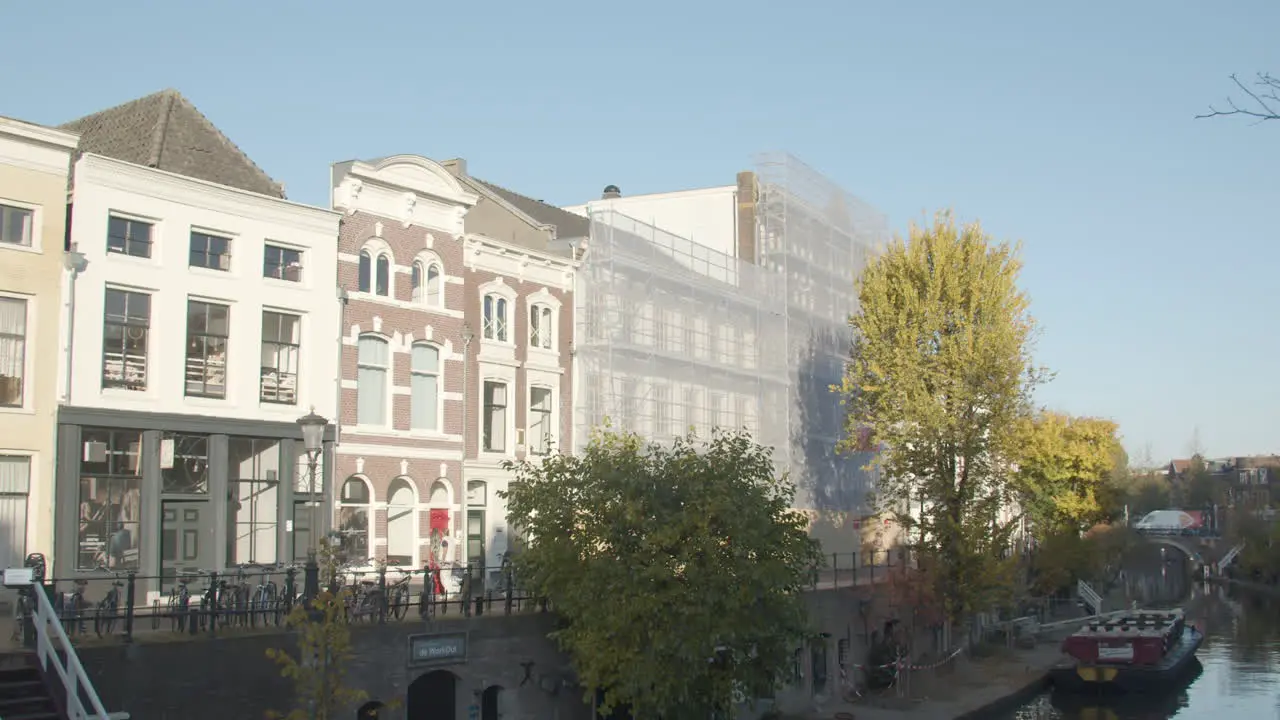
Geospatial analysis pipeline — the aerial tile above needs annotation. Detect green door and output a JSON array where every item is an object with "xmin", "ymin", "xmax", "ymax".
[{"xmin": 467, "ymin": 509, "xmax": 485, "ymax": 594}]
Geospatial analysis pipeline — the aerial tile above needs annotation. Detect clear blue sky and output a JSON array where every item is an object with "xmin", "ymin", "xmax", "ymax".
[{"xmin": 3, "ymin": 0, "xmax": 1275, "ymax": 464}]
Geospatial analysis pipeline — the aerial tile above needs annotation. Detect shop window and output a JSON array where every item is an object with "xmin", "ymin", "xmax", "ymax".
[
  {"xmin": 78, "ymin": 428, "xmax": 142, "ymax": 570},
  {"xmin": 227, "ymin": 437, "xmax": 280, "ymax": 565}
]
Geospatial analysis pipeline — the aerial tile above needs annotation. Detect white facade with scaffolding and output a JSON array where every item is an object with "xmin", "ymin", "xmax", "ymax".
[{"xmin": 567, "ymin": 153, "xmax": 888, "ymax": 550}]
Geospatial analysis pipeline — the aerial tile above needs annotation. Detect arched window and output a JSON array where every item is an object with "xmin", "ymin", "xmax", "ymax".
[
  {"xmin": 374, "ymin": 254, "xmax": 390, "ymax": 297},
  {"xmin": 358, "ymin": 251, "xmax": 372, "ymax": 293},
  {"xmin": 410, "ymin": 262, "xmax": 424, "ymax": 303},
  {"xmin": 482, "ymin": 294, "xmax": 508, "ymax": 342},
  {"xmin": 529, "ymin": 303, "xmax": 554, "ymax": 349},
  {"xmin": 410, "ymin": 343, "xmax": 440, "ymax": 432},
  {"xmin": 356, "ymin": 335, "xmax": 389, "ymax": 426},
  {"xmin": 386, "ymin": 478, "xmax": 416, "ymax": 566},
  {"xmin": 426, "ymin": 263, "xmax": 442, "ymax": 306},
  {"xmin": 337, "ymin": 477, "xmax": 371, "ymax": 564}
]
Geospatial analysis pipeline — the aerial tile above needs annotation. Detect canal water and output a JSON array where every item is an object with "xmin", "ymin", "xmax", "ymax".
[{"xmin": 998, "ymin": 547, "xmax": 1280, "ymax": 719}]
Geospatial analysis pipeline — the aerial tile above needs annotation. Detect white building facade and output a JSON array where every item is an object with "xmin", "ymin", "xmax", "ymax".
[{"xmin": 55, "ymin": 153, "xmax": 342, "ymax": 592}]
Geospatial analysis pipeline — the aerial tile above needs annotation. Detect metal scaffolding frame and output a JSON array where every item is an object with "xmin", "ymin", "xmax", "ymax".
[{"xmin": 573, "ymin": 152, "xmax": 888, "ymax": 519}]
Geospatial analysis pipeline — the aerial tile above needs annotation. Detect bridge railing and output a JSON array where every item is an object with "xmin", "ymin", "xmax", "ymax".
[
  {"xmin": 20, "ymin": 574, "xmax": 126, "ymax": 719},
  {"xmin": 1077, "ymin": 579, "xmax": 1103, "ymax": 615}
]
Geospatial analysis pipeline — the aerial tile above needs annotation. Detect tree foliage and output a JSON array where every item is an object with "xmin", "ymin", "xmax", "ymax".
[
  {"xmin": 499, "ymin": 427, "xmax": 822, "ymax": 719},
  {"xmin": 1013, "ymin": 412, "xmax": 1124, "ymax": 538},
  {"xmin": 266, "ymin": 538, "xmax": 371, "ymax": 720},
  {"xmin": 837, "ymin": 211, "xmax": 1044, "ymax": 624}
]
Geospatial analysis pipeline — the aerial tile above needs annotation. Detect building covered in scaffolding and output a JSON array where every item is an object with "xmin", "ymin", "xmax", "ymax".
[{"xmin": 566, "ymin": 153, "xmax": 888, "ymax": 551}]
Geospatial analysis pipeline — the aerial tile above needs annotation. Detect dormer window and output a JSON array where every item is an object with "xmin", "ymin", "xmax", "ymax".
[
  {"xmin": 529, "ymin": 303, "xmax": 554, "ymax": 349},
  {"xmin": 483, "ymin": 294, "xmax": 509, "ymax": 342}
]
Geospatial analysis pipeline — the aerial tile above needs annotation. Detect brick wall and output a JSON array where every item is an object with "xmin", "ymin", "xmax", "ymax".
[
  {"xmin": 75, "ymin": 613, "xmax": 590, "ymax": 720},
  {"xmin": 334, "ymin": 211, "xmax": 470, "ymax": 562},
  {"xmin": 463, "ymin": 267, "xmax": 574, "ymax": 461},
  {"xmin": 66, "ymin": 587, "xmax": 923, "ymax": 720}
]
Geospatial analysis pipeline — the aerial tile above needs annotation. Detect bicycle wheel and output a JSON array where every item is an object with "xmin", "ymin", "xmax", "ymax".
[
  {"xmin": 392, "ymin": 585, "xmax": 409, "ymax": 620},
  {"xmin": 95, "ymin": 601, "xmax": 117, "ymax": 637}
]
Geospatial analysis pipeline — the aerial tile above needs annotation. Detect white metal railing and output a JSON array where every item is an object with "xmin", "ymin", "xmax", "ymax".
[
  {"xmin": 1077, "ymin": 579, "xmax": 1103, "ymax": 615},
  {"xmin": 27, "ymin": 582, "xmax": 125, "ymax": 720},
  {"xmin": 1220, "ymin": 543, "xmax": 1245, "ymax": 569}
]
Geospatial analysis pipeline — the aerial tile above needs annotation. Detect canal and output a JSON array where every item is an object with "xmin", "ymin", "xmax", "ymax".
[{"xmin": 999, "ymin": 546, "xmax": 1280, "ymax": 719}]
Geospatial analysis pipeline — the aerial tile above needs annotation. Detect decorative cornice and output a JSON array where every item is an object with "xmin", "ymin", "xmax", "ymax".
[
  {"xmin": 0, "ymin": 117, "xmax": 79, "ymax": 151},
  {"xmin": 75, "ymin": 154, "xmax": 341, "ymax": 235}
]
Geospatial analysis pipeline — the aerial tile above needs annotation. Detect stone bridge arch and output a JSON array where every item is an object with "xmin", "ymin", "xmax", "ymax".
[{"xmin": 1139, "ymin": 534, "xmax": 1235, "ymax": 567}]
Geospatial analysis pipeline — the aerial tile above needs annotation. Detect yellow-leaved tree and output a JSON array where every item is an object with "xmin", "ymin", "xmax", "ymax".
[
  {"xmin": 266, "ymin": 538, "xmax": 373, "ymax": 720},
  {"xmin": 836, "ymin": 211, "xmax": 1045, "ymax": 625},
  {"xmin": 1013, "ymin": 411, "xmax": 1124, "ymax": 539}
]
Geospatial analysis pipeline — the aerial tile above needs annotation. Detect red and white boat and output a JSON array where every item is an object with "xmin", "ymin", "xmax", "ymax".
[{"xmin": 1050, "ymin": 608, "xmax": 1203, "ymax": 693}]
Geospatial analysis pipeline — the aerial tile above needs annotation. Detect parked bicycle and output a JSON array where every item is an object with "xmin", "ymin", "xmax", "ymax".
[
  {"xmin": 93, "ymin": 570, "xmax": 127, "ymax": 637},
  {"xmin": 53, "ymin": 578, "xmax": 89, "ymax": 636},
  {"xmin": 386, "ymin": 569, "xmax": 412, "ymax": 621}
]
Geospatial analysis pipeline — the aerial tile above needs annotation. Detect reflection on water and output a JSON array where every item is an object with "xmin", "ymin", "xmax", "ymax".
[{"xmin": 998, "ymin": 549, "xmax": 1280, "ymax": 719}]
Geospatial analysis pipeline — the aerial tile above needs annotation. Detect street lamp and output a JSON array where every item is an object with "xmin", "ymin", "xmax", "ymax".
[{"xmin": 297, "ymin": 408, "xmax": 329, "ymax": 601}]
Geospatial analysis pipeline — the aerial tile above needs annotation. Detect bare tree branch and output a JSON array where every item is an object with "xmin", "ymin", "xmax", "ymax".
[{"xmin": 1196, "ymin": 72, "xmax": 1280, "ymax": 123}]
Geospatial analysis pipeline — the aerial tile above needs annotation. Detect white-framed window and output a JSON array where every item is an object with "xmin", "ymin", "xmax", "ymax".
[
  {"xmin": 375, "ymin": 255, "xmax": 391, "ymax": 296},
  {"xmin": 0, "ymin": 203, "xmax": 34, "ymax": 247},
  {"xmin": 260, "ymin": 311, "xmax": 300, "ymax": 404},
  {"xmin": 0, "ymin": 454, "xmax": 31, "ymax": 568},
  {"xmin": 482, "ymin": 381, "xmax": 508, "ymax": 452},
  {"xmin": 357, "ymin": 249, "xmax": 393, "ymax": 297},
  {"xmin": 356, "ymin": 335, "xmax": 390, "ymax": 426},
  {"xmin": 102, "ymin": 288, "xmax": 151, "ymax": 391},
  {"xmin": 482, "ymin": 294, "xmax": 509, "ymax": 342},
  {"xmin": 529, "ymin": 386, "xmax": 554, "ymax": 455},
  {"xmin": 411, "ymin": 260, "xmax": 444, "ymax": 306},
  {"xmin": 0, "ymin": 296, "xmax": 28, "ymax": 408},
  {"xmin": 107, "ymin": 216, "xmax": 153, "ymax": 258},
  {"xmin": 410, "ymin": 342, "xmax": 440, "ymax": 432},
  {"xmin": 529, "ymin": 303, "xmax": 554, "ymax": 350},
  {"xmin": 264, "ymin": 243, "xmax": 303, "ymax": 282},
  {"xmin": 185, "ymin": 300, "xmax": 230, "ymax": 399},
  {"xmin": 189, "ymin": 230, "xmax": 232, "ymax": 271}
]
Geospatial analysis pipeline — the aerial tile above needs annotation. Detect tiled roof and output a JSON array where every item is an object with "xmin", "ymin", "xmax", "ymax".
[
  {"xmin": 59, "ymin": 89, "xmax": 284, "ymax": 198},
  {"xmin": 470, "ymin": 178, "xmax": 590, "ymax": 240}
]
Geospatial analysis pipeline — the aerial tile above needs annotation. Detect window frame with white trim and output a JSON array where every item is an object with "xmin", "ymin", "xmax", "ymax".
[
  {"xmin": 0, "ymin": 293, "xmax": 31, "ymax": 411},
  {"xmin": 355, "ymin": 333, "xmax": 392, "ymax": 428},
  {"xmin": 411, "ymin": 253, "xmax": 445, "ymax": 308},
  {"xmin": 409, "ymin": 341, "xmax": 443, "ymax": 434},
  {"xmin": 0, "ymin": 200, "xmax": 38, "ymax": 251},
  {"xmin": 527, "ymin": 385, "xmax": 556, "ymax": 455}
]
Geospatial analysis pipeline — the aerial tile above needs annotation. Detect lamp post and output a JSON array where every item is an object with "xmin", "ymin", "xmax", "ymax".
[
  {"xmin": 297, "ymin": 408, "xmax": 329, "ymax": 601},
  {"xmin": 459, "ymin": 322, "xmax": 474, "ymax": 569}
]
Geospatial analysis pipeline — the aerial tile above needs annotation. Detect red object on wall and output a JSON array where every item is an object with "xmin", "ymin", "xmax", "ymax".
[{"xmin": 429, "ymin": 509, "xmax": 450, "ymax": 531}]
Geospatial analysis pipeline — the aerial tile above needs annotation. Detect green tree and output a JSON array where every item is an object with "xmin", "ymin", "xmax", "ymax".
[
  {"xmin": 1013, "ymin": 412, "xmax": 1125, "ymax": 538},
  {"xmin": 266, "ymin": 539, "xmax": 370, "ymax": 720},
  {"xmin": 499, "ymin": 428, "xmax": 821, "ymax": 719},
  {"xmin": 836, "ymin": 211, "xmax": 1045, "ymax": 625},
  {"xmin": 1183, "ymin": 455, "xmax": 1220, "ymax": 508}
]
